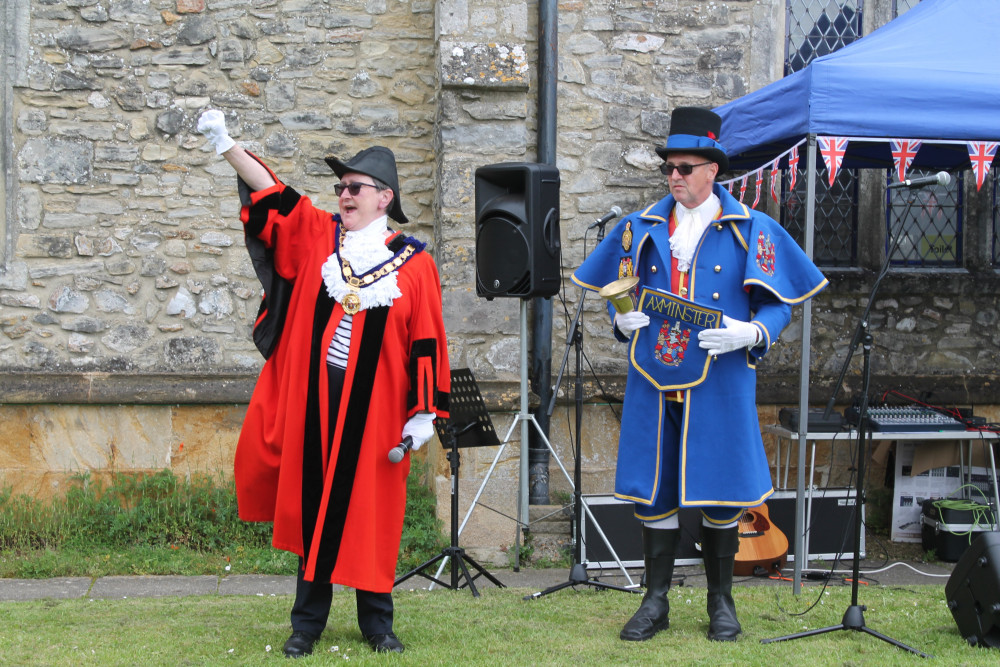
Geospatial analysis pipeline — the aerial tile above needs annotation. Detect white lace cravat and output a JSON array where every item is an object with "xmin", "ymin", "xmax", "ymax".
[{"xmin": 320, "ymin": 215, "xmax": 403, "ymax": 311}]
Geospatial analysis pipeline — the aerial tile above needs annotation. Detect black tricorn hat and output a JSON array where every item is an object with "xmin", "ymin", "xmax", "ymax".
[
  {"xmin": 325, "ymin": 146, "xmax": 408, "ymax": 224},
  {"xmin": 655, "ymin": 107, "xmax": 729, "ymax": 173}
]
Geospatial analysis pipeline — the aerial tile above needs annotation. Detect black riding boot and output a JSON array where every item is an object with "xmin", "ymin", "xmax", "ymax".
[
  {"xmin": 620, "ymin": 527, "xmax": 680, "ymax": 641},
  {"xmin": 701, "ymin": 525, "xmax": 742, "ymax": 641}
]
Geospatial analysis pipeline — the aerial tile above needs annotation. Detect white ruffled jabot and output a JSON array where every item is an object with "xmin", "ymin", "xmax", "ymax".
[
  {"xmin": 320, "ymin": 215, "xmax": 403, "ymax": 312},
  {"xmin": 669, "ymin": 194, "xmax": 720, "ymax": 273}
]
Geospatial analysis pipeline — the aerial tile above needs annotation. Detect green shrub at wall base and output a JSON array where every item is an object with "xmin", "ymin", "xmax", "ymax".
[{"xmin": 0, "ymin": 466, "xmax": 443, "ymax": 578}]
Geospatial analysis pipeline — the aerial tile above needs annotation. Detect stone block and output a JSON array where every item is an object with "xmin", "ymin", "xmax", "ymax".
[{"xmin": 440, "ymin": 42, "xmax": 529, "ymax": 90}]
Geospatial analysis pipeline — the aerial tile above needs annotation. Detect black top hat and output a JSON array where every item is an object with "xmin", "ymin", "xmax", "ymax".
[
  {"xmin": 655, "ymin": 107, "xmax": 729, "ymax": 174},
  {"xmin": 325, "ymin": 146, "xmax": 408, "ymax": 224}
]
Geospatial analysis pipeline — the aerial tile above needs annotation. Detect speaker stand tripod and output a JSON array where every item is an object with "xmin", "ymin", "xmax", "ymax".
[
  {"xmin": 504, "ymin": 298, "xmax": 581, "ymax": 570},
  {"xmin": 393, "ymin": 372, "xmax": 506, "ymax": 596},
  {"xmin": 425, "ymin": 304, "xmax": 579, "ymax": 578}
]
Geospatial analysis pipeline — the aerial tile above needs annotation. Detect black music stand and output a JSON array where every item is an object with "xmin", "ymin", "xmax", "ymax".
[{"xmin": 394, "ymin": 369, "xmax": 506, "ymax": 597}]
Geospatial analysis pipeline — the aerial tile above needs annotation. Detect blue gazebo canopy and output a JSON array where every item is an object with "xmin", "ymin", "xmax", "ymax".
[{"xmin": 715, "ymin": 0, "xmax": 1000, "ymax": 172}]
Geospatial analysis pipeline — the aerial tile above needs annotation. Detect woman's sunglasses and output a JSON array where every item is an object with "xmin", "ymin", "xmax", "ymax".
[{"xmin": 334, "ymin": 182, "xmax": 380, "ymax": 196}]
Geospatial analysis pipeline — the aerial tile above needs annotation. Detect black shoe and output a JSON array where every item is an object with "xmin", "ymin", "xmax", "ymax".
[
  {"xmin": 620, "ymin": 595, "xmax": 670, "ymax": 641},
  {"xmin": 283, "ymin": 631, "xmax": 319, "ymax": 658},
  {"xmin": 366, "ymin": 632, "xmax": 404, "ymax": 653}
]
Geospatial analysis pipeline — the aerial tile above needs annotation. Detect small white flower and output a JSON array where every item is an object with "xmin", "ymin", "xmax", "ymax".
[
  {"xmin": 225, "ymin": 564, "xmax": 231, "ymax": 571},
  {"xmin": 266, "ymin": 645, "xmax": 272, "ymax": 652}
]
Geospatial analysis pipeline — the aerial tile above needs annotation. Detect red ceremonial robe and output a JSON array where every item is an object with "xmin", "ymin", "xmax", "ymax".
[{"xmin": 234, "ymin": 160, "xmax": 450, "ymax": 593}]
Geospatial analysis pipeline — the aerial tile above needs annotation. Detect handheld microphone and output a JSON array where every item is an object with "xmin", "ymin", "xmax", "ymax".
[
  {"xmin": 587, "ymin": 206, "xmax": 623, "ymax": 229},
  {"xmin": 888, "ymin": 171, "xmax": 951, "ymax": 189},
  {"xmin": 387, "ymin": 436, "xmax": 414, "ymax": 463}
]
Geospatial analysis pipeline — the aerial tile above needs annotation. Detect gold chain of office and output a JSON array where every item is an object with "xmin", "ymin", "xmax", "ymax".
[{"xmin": 337, "ymin": 227, "xmax": 415, "ymax": 315}]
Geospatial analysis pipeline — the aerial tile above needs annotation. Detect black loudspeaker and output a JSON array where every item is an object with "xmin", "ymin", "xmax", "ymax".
[
  {"xmin": 945, "ymin": 532, "xmax": 1000, "ymax": 648},
  {"xmin": 474, "ymin": 162, "xmax": 560, "ymax": 299}
]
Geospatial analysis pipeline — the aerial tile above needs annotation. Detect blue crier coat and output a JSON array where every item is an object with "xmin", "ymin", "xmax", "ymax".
[{"xmin": 573, "ymin": 183, "xmax": 828, "ymax": 514}]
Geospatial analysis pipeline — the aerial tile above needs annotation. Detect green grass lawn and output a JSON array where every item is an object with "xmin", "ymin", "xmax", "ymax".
[
  {"xmin": 1, "ymin": 469, "xmax": 991, "ymax": 664},
  {"xmin": 0, "ymin": 582, "xmax": 989, "ymax": 666}
]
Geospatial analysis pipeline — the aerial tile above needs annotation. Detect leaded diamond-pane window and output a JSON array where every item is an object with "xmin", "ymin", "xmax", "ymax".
[
  {"xmin": 785, "ymin": 2, "xmax": 862, "ymax": 267},
  {"xmin": 786, "ymin": 0, "xmax": 862, "ymax": 76},
  {"xmin": 886, "ymin": 170, "xmax": 963, "ymax": 266},
  {"xmin": 781, "ymin": 167, "xmax": 858, "ymax": 267}
]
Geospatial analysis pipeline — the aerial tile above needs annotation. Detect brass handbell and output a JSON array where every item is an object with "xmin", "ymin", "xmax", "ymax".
[{"xmin": 598, "ymin": 276, "xmax": 639, "ymax": 314}]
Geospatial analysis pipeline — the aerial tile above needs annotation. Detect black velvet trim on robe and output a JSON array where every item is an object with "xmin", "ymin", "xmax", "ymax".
[
  {"xmin": 300, "ymin": 290, "xmax": 338, "ymax": 562},
  {"xmin": 301, "ymin": 302, "xmax": 390, "ymax": 582},
  {"xmin": 239, "ymin": 171, "xmax": 305, "ymax": 359}
]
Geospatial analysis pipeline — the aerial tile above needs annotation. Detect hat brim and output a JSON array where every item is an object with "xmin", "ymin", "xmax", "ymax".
[
  {"xmin": 324, "ymin": 156, "xmax": 352, "ymax": 180},
  {"xmin": 324, "ymin": 156, "xmax": 409, "ymax": 224},
  {"xmin": 654, "ymin": 146, "xmax": 729, "ymax": 174}
]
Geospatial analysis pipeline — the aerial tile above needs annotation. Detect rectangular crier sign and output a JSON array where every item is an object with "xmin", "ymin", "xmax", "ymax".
[{"xmin": 629, "ymin": 287, "xmax": 724, "ymax": 391}]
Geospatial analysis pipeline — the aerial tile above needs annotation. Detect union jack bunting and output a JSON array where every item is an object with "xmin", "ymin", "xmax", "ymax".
[
  {"xmin": 738, "ymin": 174, "xmax": 748, "ymax": 203},
  {"xmin": 890, "ymin": 139, "xmax": 922, "ymax": 183},
  {"xmin": 967, "ymin": 141, "xmax": 998, "ymax": 191},
  {"xmin": 788, "ymin": 146, "xmax": 800, "ymax": 190},
  {"xmin": 752, "ymin": 169, "xmax": 764, "ymax": 209},
  {"xmin": 818, "ymin": 136, "xmax": 849, "ymax": 186},
  {"xmin": 769, "ymin": 158, "xmax": 780, "ymax": 204},
  {"xmin": 727, "ymin": 180, "xmax": 734, "ymax": 194}
]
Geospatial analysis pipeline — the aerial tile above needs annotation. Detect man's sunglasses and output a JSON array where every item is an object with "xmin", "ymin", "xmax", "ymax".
[
  {"xmin": 334, "ymin": 182, "xmax": 380, "ymax": 196},
  {"xmin": 659, "ymin": 161, "xmax": 712, "ymax": 176}
]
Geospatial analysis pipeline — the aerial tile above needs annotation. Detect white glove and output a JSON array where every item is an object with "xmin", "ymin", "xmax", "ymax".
[
  {"xmin": 197, "ymin": 109, "xmax": 236, "ymax": 155},
  {"xmin": 698, "ymin": 315, "xmax": 761, "ymax": 356},
  {"xmin": 401, "ymin": 412, "xmax": 437, "ymax": 451},
  {"xmin": 614, "ymin": 311, "xmax": 650, "ymax": 337}
]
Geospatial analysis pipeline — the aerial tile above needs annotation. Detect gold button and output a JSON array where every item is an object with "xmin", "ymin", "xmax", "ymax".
[
  {"xmin": 713, "ymin": 223, "xmax": 723, "ymax": 230},
  {"xmin": 680, "ymin": 287, "xmax": 688, "ymax": 296},
  {"xmin": 650, "ymin": 265, "xmax": 658, "ymax": 273},
  {"xmin": 714, "ymin": 265, "xmax": 722, "ymax": 273},
  {"xmin": 712, "ymin": 292, "xmax": 720, "ymax": 300}
]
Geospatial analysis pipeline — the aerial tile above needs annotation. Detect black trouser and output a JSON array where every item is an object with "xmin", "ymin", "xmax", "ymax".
[{"xmin": 290, "ymin": 563, "xmax": 394, "ymax": 638}]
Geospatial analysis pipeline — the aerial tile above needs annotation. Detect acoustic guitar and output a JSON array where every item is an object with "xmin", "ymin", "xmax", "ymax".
[{"xmin": 734, "ymin": 503, "xmax": 789, "ymax": 576}]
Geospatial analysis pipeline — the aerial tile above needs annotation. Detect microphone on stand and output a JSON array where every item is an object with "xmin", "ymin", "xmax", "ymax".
[
  {"xmin": 587, "ymin": 206, "xmax": 623, "ymax": 229},
  {"xmin": 387, "ymin": 436, "xmax": 414, "ymax": 463},
  {"xmin": 888, "ymin": 171, "xmax": 951, "ymax": 189}
]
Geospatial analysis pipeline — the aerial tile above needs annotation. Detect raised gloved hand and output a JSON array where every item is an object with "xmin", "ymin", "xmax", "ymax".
[
  {"xmin": 614, "ymin": 311, "xmax": 650, "ymax": 337},
  {"xmin": 698, "ymin": 315, "xmax": 761, "ymax": 356},
  {"xmin": 401, "ymin": 412, "xmax": 437, "ymax": 451},
  {"xmin": 196, "ymin": 109, "xmax": 236, "ymax": 155}
]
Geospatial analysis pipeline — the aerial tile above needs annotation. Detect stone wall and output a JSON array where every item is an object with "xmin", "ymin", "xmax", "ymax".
[
  {"xmin": 2, "ymin": 1, "xmax": 998, "ymax": 564},
  {"xmin": 1, "ymin": 0, "xmax": 438, "ymax": 376}
]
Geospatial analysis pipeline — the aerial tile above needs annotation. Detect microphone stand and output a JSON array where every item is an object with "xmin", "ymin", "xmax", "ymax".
[
  {"xmin": 526, "ymin": 216, "xmax": 640, "ymax": 599},
  {"xmin": 762, "ymin": 187, "xmax": 931, "ymax": 657}
]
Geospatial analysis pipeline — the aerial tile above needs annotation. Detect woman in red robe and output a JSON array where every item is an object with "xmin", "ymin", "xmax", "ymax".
[{"xmin": 198, "ymin": 110, "xmax": 450, "ymax": 657}]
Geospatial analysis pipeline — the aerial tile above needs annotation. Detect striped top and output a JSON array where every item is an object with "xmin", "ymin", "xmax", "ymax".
[{"xmin": 326, "ymin": 314, "xmax": 353, "ymax": 369}]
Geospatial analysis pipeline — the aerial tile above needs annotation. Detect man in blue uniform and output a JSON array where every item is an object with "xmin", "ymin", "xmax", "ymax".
[{"xmin": 573, "ymin": 108, "xmax": 827, "ymax": 642}]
